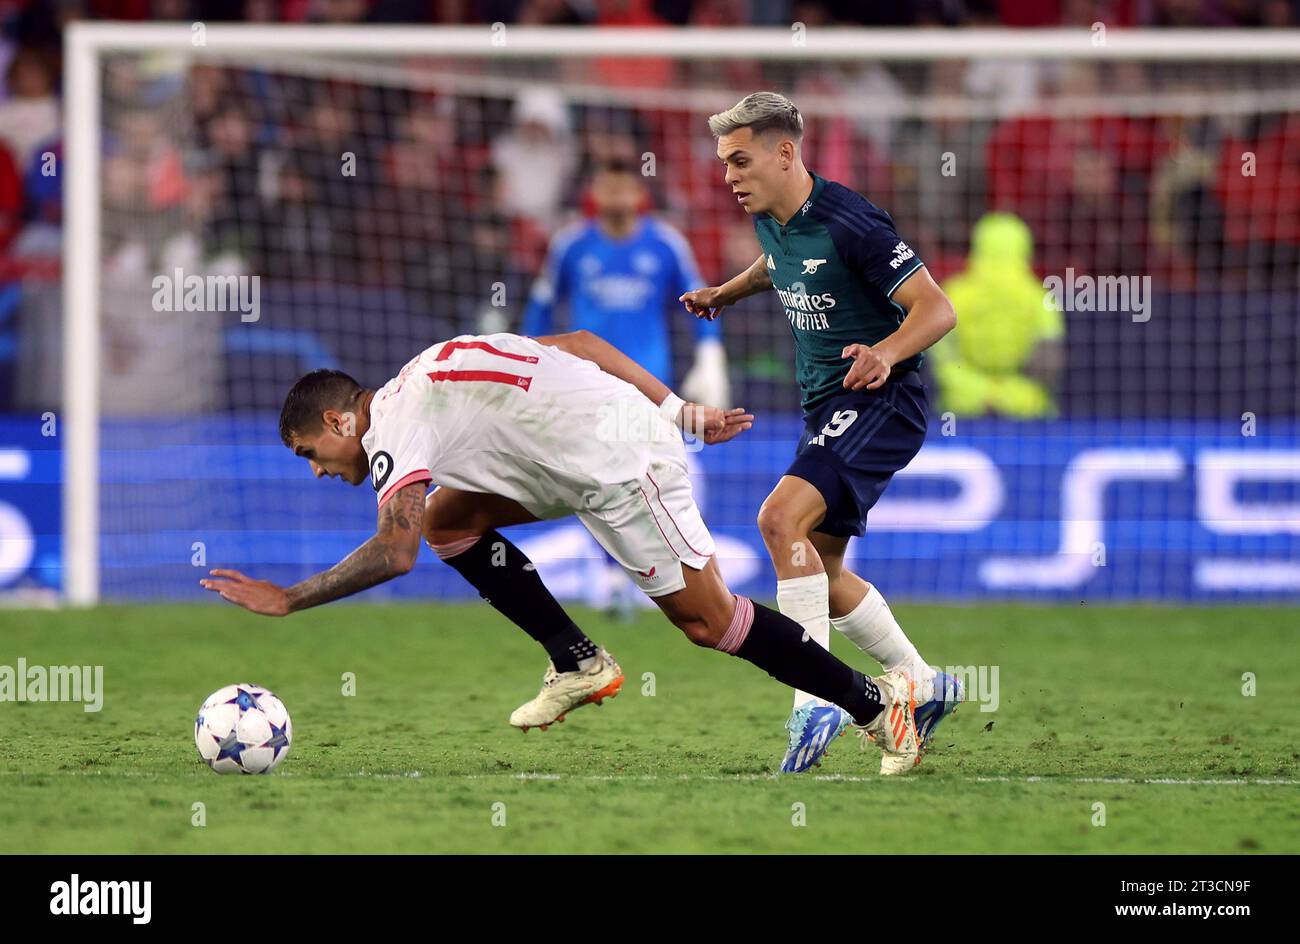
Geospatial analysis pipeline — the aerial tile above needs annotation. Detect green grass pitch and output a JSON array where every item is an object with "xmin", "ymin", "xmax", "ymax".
[{"xmin": 1, "ymin": 601, "xmax": 1297, "ymax": 853}]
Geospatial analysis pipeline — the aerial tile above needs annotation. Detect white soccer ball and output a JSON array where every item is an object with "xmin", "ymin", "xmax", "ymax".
[{"xmin": 194, "ymin": 683, "xmax": 293, "ymax": 775}]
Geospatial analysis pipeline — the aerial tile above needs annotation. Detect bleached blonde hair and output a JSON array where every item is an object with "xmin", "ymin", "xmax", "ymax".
[{"xmin": 707, "ymin": 92, "xmax": 804, "ymax": 142}]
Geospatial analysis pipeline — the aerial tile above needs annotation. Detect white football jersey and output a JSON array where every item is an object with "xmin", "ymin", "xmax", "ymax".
[{"xmin": 360, "ymin": 333, "xmax": 682, "ymax": 517}]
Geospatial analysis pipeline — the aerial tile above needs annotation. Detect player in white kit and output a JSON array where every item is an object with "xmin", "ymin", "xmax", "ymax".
[
  {"xmin": 368, "ymin": 333, "xmax": 717, "ymax": 598},
  {"xmin": 202, "ymin": 330, "xmax": 922, "ymax": 775}
]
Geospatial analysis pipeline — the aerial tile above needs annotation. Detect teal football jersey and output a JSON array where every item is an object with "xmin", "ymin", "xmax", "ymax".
[{"xmin": 752, "ymin": 172, "xmax": 926, "ymax": 410}]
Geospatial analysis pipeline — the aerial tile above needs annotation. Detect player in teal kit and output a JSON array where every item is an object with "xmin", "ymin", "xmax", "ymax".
[{"xmin": 682, "ymin": 92, "xmax": 965, "ymax": 773}]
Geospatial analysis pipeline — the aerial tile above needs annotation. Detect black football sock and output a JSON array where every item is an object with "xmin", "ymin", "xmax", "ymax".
[
  {"xmin": 722, "ymin": 597, "xmax": 884, "ymax": 726},
  {"xmin": 439, "ymin": 530, "xmax": 598, "ymax": 672}
]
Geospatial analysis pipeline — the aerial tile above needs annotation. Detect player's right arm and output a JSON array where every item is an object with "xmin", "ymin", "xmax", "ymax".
[
  {"xmin": 201, "ymin": 481, "xmax": 426, "ymax": 616},
  {"xmin": 535, "ymin": 329, "xmax": 753, "ymax": 445},
  {"xmin": 522, "ymin": 226, "xmax": 577, "ymax": 335},
  {"xmin": 679, "ymin": 253, "xmax": 772, "ymax": 321},
  {"xmin": 283, "ymin": 481, "xmax": 426, "ymax": 611}
]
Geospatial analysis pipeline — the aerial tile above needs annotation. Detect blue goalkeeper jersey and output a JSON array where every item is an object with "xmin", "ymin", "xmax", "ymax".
[{"xmin": 521, "ymin": 215, "xmax": 720, "ymax": 384}]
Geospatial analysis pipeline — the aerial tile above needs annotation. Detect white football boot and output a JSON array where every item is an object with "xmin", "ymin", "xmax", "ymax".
[
  {"xmin": 509, "ymin": 649, "xmax": 624, "ymax": 732},
  {"xmin": 854, "ymin": 671, "xmax": 921, "ymax": 776}
]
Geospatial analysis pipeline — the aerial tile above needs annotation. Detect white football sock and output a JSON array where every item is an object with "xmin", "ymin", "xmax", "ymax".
[
  {"xmin": 831, "ymin": 584, "xmax": 937, "ymax": 701},
  {"xmin": 777, "ymin": 573, "xmax": 832, "ymax": 709}
]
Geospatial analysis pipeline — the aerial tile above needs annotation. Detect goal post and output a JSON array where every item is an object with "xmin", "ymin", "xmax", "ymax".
[
  {"xmin": 63, "ymin": 24, "xmax": 103, "ymax": 606},
  {"xmin": 60, "ymin": 24, "xmax": 1300, "ymax": 605}
]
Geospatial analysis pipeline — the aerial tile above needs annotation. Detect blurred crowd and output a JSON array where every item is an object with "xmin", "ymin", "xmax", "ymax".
[
  {"xmin": 1, "ymin": 0, "xmax": 1298, "ymax": 414},
  {"xmin": 3, "ymin": 0, "xmax": 1297, "ymax": 278},
  {"xmin": 2, "ymin": 0, "xmax": 1295, "ymax": 27}
]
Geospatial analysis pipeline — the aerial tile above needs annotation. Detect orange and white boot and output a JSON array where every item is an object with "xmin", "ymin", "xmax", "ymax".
[
  {"xmin": 509, "ymin": 649, "xmax": 624, "ymax": 732},
  {"xmin": 855, "ymin": 671, "xmax": 920, "ymax": 776}
]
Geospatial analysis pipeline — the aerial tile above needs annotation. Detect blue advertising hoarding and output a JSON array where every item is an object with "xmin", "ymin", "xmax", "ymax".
[{"xmin": 1, "ymin": 413, "xmax": 1296, "ymax": 602}]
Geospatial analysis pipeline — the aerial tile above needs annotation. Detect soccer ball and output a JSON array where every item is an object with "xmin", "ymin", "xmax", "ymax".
[{"xmin": 194, "ymin": 683, "xmax": 293, "ymax": 775}]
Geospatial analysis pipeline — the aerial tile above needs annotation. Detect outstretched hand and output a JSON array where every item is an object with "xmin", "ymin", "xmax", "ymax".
[
  {"xmin": 679, "ymin": 287, "xmax": 728, "ymax": 321},
  {"xmin": 201, "ymin": 569, "xmax": 291, "ymax": 617},
  {"xmin": 681, "ymin": 403, "xmax": 754, "ymax": 445}
]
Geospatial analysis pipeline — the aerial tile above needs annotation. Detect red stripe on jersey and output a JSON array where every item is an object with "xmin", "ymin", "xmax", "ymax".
[
  {"xmin": 434, "ymin": 339, "xmax": 540, "ymax": 364},
  {"xmin": 378, "ymin": 469, "xmax": 432, "ymax": 508},
  {"xmin": 426, "ymin": 369, "xmax": 533, "ymax": 390}
]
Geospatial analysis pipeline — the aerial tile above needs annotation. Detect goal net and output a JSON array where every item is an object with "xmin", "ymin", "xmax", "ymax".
[{"xmin": 52, "ymin": 25, "xmax": 1300, "ymax": 604}]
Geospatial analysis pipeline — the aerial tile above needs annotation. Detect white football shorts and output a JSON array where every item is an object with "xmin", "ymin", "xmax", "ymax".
[{"xmin": 576, "ymin": 454, "xmax": 716, "ymax": 597}]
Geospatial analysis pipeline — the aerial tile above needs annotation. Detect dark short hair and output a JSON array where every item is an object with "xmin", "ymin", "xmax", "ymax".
[
  {"xmin": 279, "ymin": 369, "xmax": 362, "ymax": 445},
  {"xmin": 596, "ymin": 155, "xmax": 639, "ymax": 176}
]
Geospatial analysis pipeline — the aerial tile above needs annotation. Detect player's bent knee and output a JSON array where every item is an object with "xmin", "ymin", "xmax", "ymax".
[
  {"xmin": 675, "ymin": 617, "xmax": 722, "ymax": 648},
  {"xmin": 756, "ymin": 499, "xmax": 796, "ymax": 544},
  {"xmin": 425, "ymin": 524, "xmax": 487, "ymax": 545},
  {"xmin": 423, "ymin": 497, "xmax": 472, "ymax": 547},
  {"xmin": 428, "ymin": 534, "xmax": 485, "ymax": 560},
  {"xmin": 655, "ymin": 560, "xmax": 734, "ymax": 648},
  {"xmin": 656, "ymin": 596, "xmax": 724, "ymax": 647}
]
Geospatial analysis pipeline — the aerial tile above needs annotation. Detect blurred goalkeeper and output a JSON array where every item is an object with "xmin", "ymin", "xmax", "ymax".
[{"xmin": 523, "ymin": 155, "xmax": 729, "ymax": 613}]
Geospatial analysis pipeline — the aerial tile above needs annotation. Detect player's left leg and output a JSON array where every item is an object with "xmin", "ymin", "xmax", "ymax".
[
  {"xmin": 809, "ymin": 530, "xmax": 934, "ymax": 689},
  {"xmin": 422, "ymin": 488, "xmax": 623, "ymax": 731},
  {"xmin": 753, "ymin": 476, "xmax": 860, "ymax": 770},
  {"xmin": 759, "ymin": 375, "xmax": 955, "ymax": 767},
  {"xmin": 811, "ymin": 531, "xmax": 963, "ymax": 749},
  {"xmin": 649, "ymin": 558, "xmax": 918, "ymax": 776}
]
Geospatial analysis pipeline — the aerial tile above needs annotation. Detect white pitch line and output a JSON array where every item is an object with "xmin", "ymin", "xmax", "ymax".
[
  {"xmin": 2, "ymin": 770, "xmax": 1296, "ymax": 786},
  {"xmin": 487, "ymin": 773, "xmax": 1300, "ymax": 786},
  {"xmin": 971, "ymin": 775, "xmax": 1300, "ymax": 786}
]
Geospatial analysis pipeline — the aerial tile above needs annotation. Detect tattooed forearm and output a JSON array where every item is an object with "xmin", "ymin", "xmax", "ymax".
[
  {"xmin": 746, "ymin": 252, "xmax": 773, "ymax": 293},
  {"xmin": 285, "ymin": 483, "xmax": 425, "ymax": 612},
  {"xmin": 284, "ymin": 538, "xmax": 399, "ymax": 612},
  {"xmin": 715, "ymin": 254, "xmax": 772, "ymax": 307}
]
